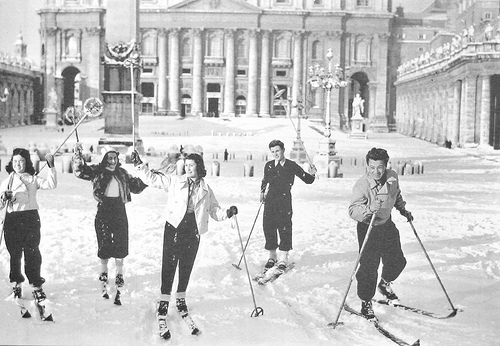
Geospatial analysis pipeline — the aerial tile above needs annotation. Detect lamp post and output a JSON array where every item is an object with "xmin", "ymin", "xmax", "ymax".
[
  {"xmin": 308, "ymin": 48, "xmax": 348, "ymax": 177},
  {"xmin": 123, "ymin": 51, "xmax": 141, "ymax": 151}
]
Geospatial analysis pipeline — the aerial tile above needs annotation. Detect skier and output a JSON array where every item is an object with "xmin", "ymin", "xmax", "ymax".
[
  {"xmin": 131, "ymin": 150, "xmax": 237, "ymax": 339},
  {"xmin": 348, "ymin": 147, "xmax": 413, "ymax": 319},
  {"xmin": 72, "ymin": 144, "xmax": 147, "ymax": 302},
  {"xmin": 0, "ymin": 148, "xmax": 56, "ymax": 304},
  {"xmin": 260, "ymin": 139, "xmax": 316, "ymax": 273}
]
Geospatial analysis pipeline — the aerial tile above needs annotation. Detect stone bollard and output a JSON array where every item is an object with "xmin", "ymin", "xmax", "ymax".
[
  {"xmin": 54, "ymin": 157, "xmax": 64, "ymax": 173},
  {"xmin": 328, "ymin": 161, "xmax": 339, "ymax": 178},
  {"xmin": 176, "ymin": 159, "xmax": 185, "ymax": 176},
  {"xmin": 247, "ymin": 154, "xmax": 253, "ymax": 161},
  {"xmin": 243, "ymin": 162, "xmax": 254, "ymax": 177},
  {"xmin": 212, "ymin": 153, "xmax": 218, "ymax": 159},
  {"xmin": 62, "ymin": 155, "xmax": 73, "ymax": 173},
  {"xmin": 211, "ymin": 161, "xmax": 220, "ymax": 177},
  {"xmin": 30, "ymin": 153, "xmax": 40, "ymax": 173}
]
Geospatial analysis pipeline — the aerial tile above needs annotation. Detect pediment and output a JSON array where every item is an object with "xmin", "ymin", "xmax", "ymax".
[{"xmin": 170, "ymin": 0, "xmax": 262, "ymax": 13}]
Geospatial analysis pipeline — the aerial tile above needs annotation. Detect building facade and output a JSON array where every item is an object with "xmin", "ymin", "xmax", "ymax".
[
  {"xmin": 38, "ymin": 0, "xmax": 397, "ymax": 132},
  {"xmin": 0, "ymin": 34, "xmax": 43, "ymax": 129},
  {"xmin": 395, "ymin": 0, "xmax": 500, "ymax": 149}
]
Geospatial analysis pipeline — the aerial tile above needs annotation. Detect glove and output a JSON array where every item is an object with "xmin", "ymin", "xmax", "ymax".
[
  {"xmin": 368, "ymin": 197, "xmax": 383, "ymax": 214},
  {"xmin": 74, "ymin": 142, "xmax": 83, "ymax": 155},
  {"xmin": 400, "ymin": 209, "xmax": 414, "ymax": 222},
  {"xmin": 72, "ymin": 154, "xmax": 84, "ymax": 166},
  {"xmin": 1, "ymin": 190, "xmax": 14, "ymax": 202},
  {"xmin": 45, "ymin": 154, "xmax": 55, "ymax": 168},
  {"xmin": 226, "ymin": 205, "xmax": 238, "ymax": 218},
  {"xmin": 131, "ymin": 150, "xmax": 143, "ymax": 167}
]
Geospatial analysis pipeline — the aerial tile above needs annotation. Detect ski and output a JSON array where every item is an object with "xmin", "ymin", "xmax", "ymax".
[
  {"xmin": 32, "ymin": 292, "xmax": 53, "ymax": 322},
  {"xmin": 178, "ymin": 309, "xmax": 201, "ymax": 336},
  {"xmin": 15, "ymin": 298, "xmax": 32, "ymax": 318},
  {"xmin": 101, "ymin": 280, "xmax": 109, "ymax": 299},
  {"xmin": 157, "ymin": 314, "xmax": 171, "ymax": 340},
  {"xmin": 374, "ymin": 299, "xmax": 458, "ymax": 319},
  {"xmin": 114, "ymin": 289, "xmax": 122, "ymax": 306},
  {"xmin": 257, "ymin": 262, "xmax": 295, "ymax": 285},
  {"xmin": 340, "ymin": 303, "xmax": 420, "ymax": 346}
]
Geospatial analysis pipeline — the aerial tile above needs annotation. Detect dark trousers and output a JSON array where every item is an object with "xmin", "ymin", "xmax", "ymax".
[
  {"xmin": 161, "ymin": 213, "xmax": 200, "ymax": 295},
  {"xmin": 356, "ymin": 219, "xmax": 407, "ymax": 301},
  {"xmin": 95, "ymin": 197, "xmax": 129, "ymax": 259},
  {"xmin": 4, "ymin": 210, "xmax": 45, "ymax": 287},
  {"xmin": 263, "ymin": 195, "xmax": 293, "ymax": 251}
]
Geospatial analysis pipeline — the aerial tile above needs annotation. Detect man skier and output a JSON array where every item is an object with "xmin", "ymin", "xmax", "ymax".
[
  {"xmin": 348, "ymin": 147, "xmax": 413, "ymax": 319},
  {"xmin": 259, "ymin": 139, "xmax": 316, "ymax": 274}
]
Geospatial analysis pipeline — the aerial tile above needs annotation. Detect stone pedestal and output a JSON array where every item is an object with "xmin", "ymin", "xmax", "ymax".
[
  {"xmin": 313, "ymin": 137, "xmax": 341, "ymax": 177},
  {"xmin": 289, "ymin": 139, "xmax": 307, "ymax": 163},
  {"xmin": 44, "ymin": 108, "xmax": 59, "ymax": 130},
  {"xmin": 348, "ymin": 114, "xmax": 368, "ymax": 139}
]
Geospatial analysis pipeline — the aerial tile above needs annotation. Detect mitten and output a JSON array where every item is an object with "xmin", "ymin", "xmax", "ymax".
[
  {"xmin": 400, "ymin": 209, "xmax": 414, "ymax": 222},
  {"xmin": 368, "ymin": 198, "xmax": 383, "ymax": 214},
  {"xmin": 226, "ymin": 205, "xmax": 238, "ymax": 218},
  {"xmin": 131, "ymin": 150, "xmax": 143, "ymax": 167},
  {"xmin": 45, "ymin": 154, "xmax": 55, "ymax": 168},
  {"xmin": 1, "ymin": 190, "xmax": 13, "ymax": 202}
]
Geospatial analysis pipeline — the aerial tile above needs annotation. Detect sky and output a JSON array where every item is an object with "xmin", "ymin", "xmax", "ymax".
[{"xmin": 0, "ymin": 0, "xmax": 434, "ymax": 67}]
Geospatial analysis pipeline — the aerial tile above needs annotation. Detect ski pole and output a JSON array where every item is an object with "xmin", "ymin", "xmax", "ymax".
[
  {"xmin": 37, "ymin": 97, "xmax": 104, "ymax": 175},
  {"xmin": 409, "ymin": 220, "xmax": 457, "ymax": 315},
  {"xmin": 329, "ymin": 212, "xmax": 377, "ymax": 328},
  {"xmin": 232, "ymin": 201, "xmax": 264, "ymax": 270},
  {"xmin": 231, "ymin": 215, "xmax": 264, "ymax": 317}
]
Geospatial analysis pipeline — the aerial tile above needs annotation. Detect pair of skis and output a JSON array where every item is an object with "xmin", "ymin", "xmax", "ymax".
[
  {"xmin": 156, "ymin": 307, "xmax": 201, "ymax": 340},
  {"xmin": 253, "ymin": 262, "xmax": 295, "ymax": 285},
  {"xmin": 12, "ymin": 292, "xmax": 53, "ymax": 322},
  {"xmin": 334, "ymin": 299, "xmax": 457, "ymax": 346},
  {"xmin": 101, "ymin": 279, "xmax": 122, "ymax": 305}
]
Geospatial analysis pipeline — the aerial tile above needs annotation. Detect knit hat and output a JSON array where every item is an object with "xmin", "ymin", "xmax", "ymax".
[{"xmin": 100, "ymin": 145, "xmax": 119, "ymax": 163}]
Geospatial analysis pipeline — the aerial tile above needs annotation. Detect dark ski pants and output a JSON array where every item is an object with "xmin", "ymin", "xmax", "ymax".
[
  {"xmin": 263, "ymin": 203, "xmax": 293, "ymax": 251},
  {"xmin": 161, "ymin": 213, "xmax": 200, "ymax": 296},
  {"xmin": 95, "ymin": 197, "xmax": 129, "ymax": 259},
  {"xmin": 355, "ymin": 219, "xmax": 407, "ymax": 302},
  {"xmin": 4, "ymin": 210, "xmax": 45, "ymax": 287}
]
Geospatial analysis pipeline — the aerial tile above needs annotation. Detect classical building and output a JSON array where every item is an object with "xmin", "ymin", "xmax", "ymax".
[
  {"xmin": 395, "ymin": 0, "xmax": 500, "ymax": 149},
  {"xmin": 0, "ymin": 34, "xmax": 43, "ymax": 128},
  {"xmin": 38, "ymin": 0, "xmax": 397, "ymax": 132}
]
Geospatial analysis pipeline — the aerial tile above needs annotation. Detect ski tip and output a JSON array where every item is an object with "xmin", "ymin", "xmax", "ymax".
[
  {"xmin": 43, "ymin": 314, "xmax": 54, "ymax": 322},
  {"xmin": 114, "ymin": 300, "xmax": 122, "ymax": 306},
  {"xmin": 102, "ymin": 293, "xmax": 110, "ymax": 299},
  {"xmin": 21, "ymin": 310, "xmax": 32, "ymax": 319},
  {"xmin": 191, "ymin": 328, "xmax": 201, "ymax": 335},
  {"xmin": 411, "ymin": 339, "xmax": 420, "ymax": 346},
  {"xmin": 232, "ymin": 264, "xmax": 242, "ymax": 270},
  {"xmin": 160, "ymin": 330, "xmax": 171, "ymax": 340},
  {"xmin": 327, "ymin": 321, "xmax": 344, "ymax": 329}
]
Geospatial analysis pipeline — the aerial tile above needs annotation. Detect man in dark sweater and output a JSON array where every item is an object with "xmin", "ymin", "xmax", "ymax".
[{"xmin": 260, "ymin": 139, "xmax": 316, "ymax": 271}]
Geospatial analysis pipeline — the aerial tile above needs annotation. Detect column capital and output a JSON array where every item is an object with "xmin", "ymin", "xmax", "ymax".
[
  {"xmin": 158, "ymin": 28, "xmax": 168, "ymax": 37},
  {"xmin": 247, "ymin": 29, "xmax": 260, "ymax": 39},
  {"xmin": 45, "ymin": 27, "xmax": 58, "ymax": 36},
  {"xmin": 376, "ymin": 32, "xmax": 390, "ymax": 41},
  {"xmin": 168, "ymin": 28, "xmax": 181, "ymax": 36},
  {"xmin": 325, "ymin": 30, "xmax": 343, "ymax": 39},
  {"xmin": 85, "ymin": 26, "xmax": 103, "ymax": 36},
  {"xmin": 261, "ymin": 30, "xmax": 271, "ymax": 39},
  {"xmin": 193, "ymin": 28, "xmax": 204, "ymax": 38},
  {"xmin": 224, "ymin": 28, "xmax": 235, "ymax": 38},
  {"xmin": 292, "ymin": 30, "xmax": 306, "ymax": 39}
]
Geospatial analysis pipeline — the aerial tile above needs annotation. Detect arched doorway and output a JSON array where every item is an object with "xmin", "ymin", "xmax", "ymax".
[
  {"xmin": 61, "ymin": 66, "xmax": 81, "ymax": 114},
  {"xmin": 348, "ymin": 72, "xmax": 370, "ymax": 129},
  {"xmin": 181, "ymin": 94, "xmax": 191, "ymax": 117}
]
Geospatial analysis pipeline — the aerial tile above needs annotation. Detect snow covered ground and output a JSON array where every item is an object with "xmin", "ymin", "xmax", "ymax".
[{"xmin": 0, "ymin": 116, "xmax": 499, "ymax": 345}]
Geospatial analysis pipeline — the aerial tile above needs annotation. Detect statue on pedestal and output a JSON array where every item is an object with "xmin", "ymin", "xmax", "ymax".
[{"xmin": 352, "ymin": 93, "xmax": 364, "ymax": 118}]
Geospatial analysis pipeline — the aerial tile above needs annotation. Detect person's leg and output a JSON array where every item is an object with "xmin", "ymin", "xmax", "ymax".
[
  {"xmin": 161, "ymin": 221, "xmax": 179, "ymax": 296},
  {"xmin": 4, "ymin": 213, "xmax": 25, "ymax": 285},
  {"xmin": 176, "ymin": 214, "xmax": 200, "ymax": 296},
  {"xmin": 380, "ymin": 221, "xmax": 407, "ymax": 282},
  {"xmin": 355, "ymin": 222, "xmax": 382, "ymax": 302},
  {"xmin": 22, "ymin": 211, "xmax": 44, "ymax": 288}
]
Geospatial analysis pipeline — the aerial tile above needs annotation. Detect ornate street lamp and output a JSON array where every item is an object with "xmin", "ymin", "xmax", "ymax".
[
  {"xmin": 308, "ymin": 48, "xmax": 348, "ymax": 177},
  {"xmin": 308, "ymin": 49, "xmax": 348, "ymax": 137},
  {"xmin": 0, "ymin": 87, "xmax": 9, "ymax": 102}
]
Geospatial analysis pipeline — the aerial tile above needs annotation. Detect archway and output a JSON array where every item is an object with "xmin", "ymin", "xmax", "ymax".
[
  {"xmin": 348, "ymin": 72, "xmax": 370, "ymax": 128},
  {"xmin": 61, "ymin": 66, "xmax": 81, "ymax": 114}
]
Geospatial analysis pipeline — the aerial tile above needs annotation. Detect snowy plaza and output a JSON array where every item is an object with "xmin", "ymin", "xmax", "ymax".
[{"xmin": 0, "ymin": 115, "xmax": 498, "ymax": 345}]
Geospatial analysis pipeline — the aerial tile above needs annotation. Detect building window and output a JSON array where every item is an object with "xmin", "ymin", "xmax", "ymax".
[
  {"xmin": 313, "ymin": 0, "xmax": 322, "ymax": 5},
  {"xmin": 182, "ymin": 36, "xmax": 192, "ymax": 57},
  {"xmin": 182, "ymin": 68, "xmax": 191, "ymax": 74},
  {"xmin": 312, "ymin": 40, "xmax": 321, "ymax": 60},
  {"xmin": 207, "ymin": 33, "xmax": 223, "ymax": 57},
  {"xmin": 141, "ymin": 34, "xmax": 157, "ymax": 56},
  {"xmin": 235, "ymin": 96, "xmax": 246, "ymax": 115},
  {"xmin": 141, "ymin": 83, "xmax": 155, "ymax": 98},
  {"xmin": 354, "ymin": 37, "xmax": 371, "ymax": 63},
  {"xmin": 237, "ymin": 69, "xmax": 246, "ymax": 76},
  {"xmin": 275, "ymin": 0, "xmax": 289, "ymax": 4},
  {"xmin": 63, "ymin": 30, "xmax": 81, "ymax": 60},
  {"xmin": 143, "ymin": 67, "xmax": 153, "ymax": 73},
  {"xmin": 484, "ymin": 12, "xmax": 492, "ymax": 20},
  {"xmin": 236, "ymin": 37, "xmax": 247, "ymax": 58},
  {"xmin": 275, "ymin": 36, "xmax": 290, "ymax": 59},
  {"xmin": 276, "ymin": 70, "xmax": 287, "ymax": 77},
  {"xmin": 357, "ymin": 0, "xmax": 369, "ymax": 6},
  {"xmin": 419, "ymin": 33, "xmax": 427, "ymax": 40},
  {"xmin": 141, "ymin": 103, "xmax": 153, "ymax": 114}
]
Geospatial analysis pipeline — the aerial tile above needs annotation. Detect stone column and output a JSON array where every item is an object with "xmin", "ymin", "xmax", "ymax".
[
  {"xmin": 84, "ymin": 26, "xmax": 103, "ymax": 100},
  {"xmin": 168, "ymin": 28, "xmax": 180, "ymax": 116},
  {"xmin": 291, "ymin": 31, "xmax": 303, "ymax": 117},
  {"xmin": 451, "ymin": 81, "xmax": 461, "ymax": 147},
  {"xmin": 246, "ymin": 30, "xmax": 259, "ymax": 116},
  {"xmin": 259, "ymin": 30, "xmax": 271, "ymax": 117},
  {"xmin": 157, "ymin": 29, "xmax": 168, "ymax": 115},
  {"xmin": 480, "ymin": 75, "xmax": 491, "ymax": 146},
  {"xmin": 192, "ymin": 28, "xmax": 204, "ymax": 116},
  {"xmin": 223, "ymin": 29, "xmax": 235, "ymax": 117},
  {"xmin": 370, "ymin": 33, "xmax": 389, "ymax": 132}
]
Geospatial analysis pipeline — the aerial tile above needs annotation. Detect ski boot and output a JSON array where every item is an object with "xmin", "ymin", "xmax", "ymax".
[
  {"xmin": 99, "ymin": 272, "xmax": 109, "ymax": 299},
  {"xmin": 378, "ymin": 278, "xmax": 399, "ymax": 301},
  {"xmin": 156, "ymin": 300, "xmax": 171, "ymax": 340}
]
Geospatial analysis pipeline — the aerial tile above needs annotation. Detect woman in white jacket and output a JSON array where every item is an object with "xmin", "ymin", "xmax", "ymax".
[
  {"xmin": 0, "ymin": 148, "xmax": 56, "ymax": 302},
  {"xmin": 132, "ymin": 151, "xmax": 237, "ymax": 339}
]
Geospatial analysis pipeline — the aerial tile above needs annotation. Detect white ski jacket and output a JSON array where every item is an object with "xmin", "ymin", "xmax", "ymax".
[{"xmin": 136, "ymin": 164, "xmax": 228, "ymax": 234}]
